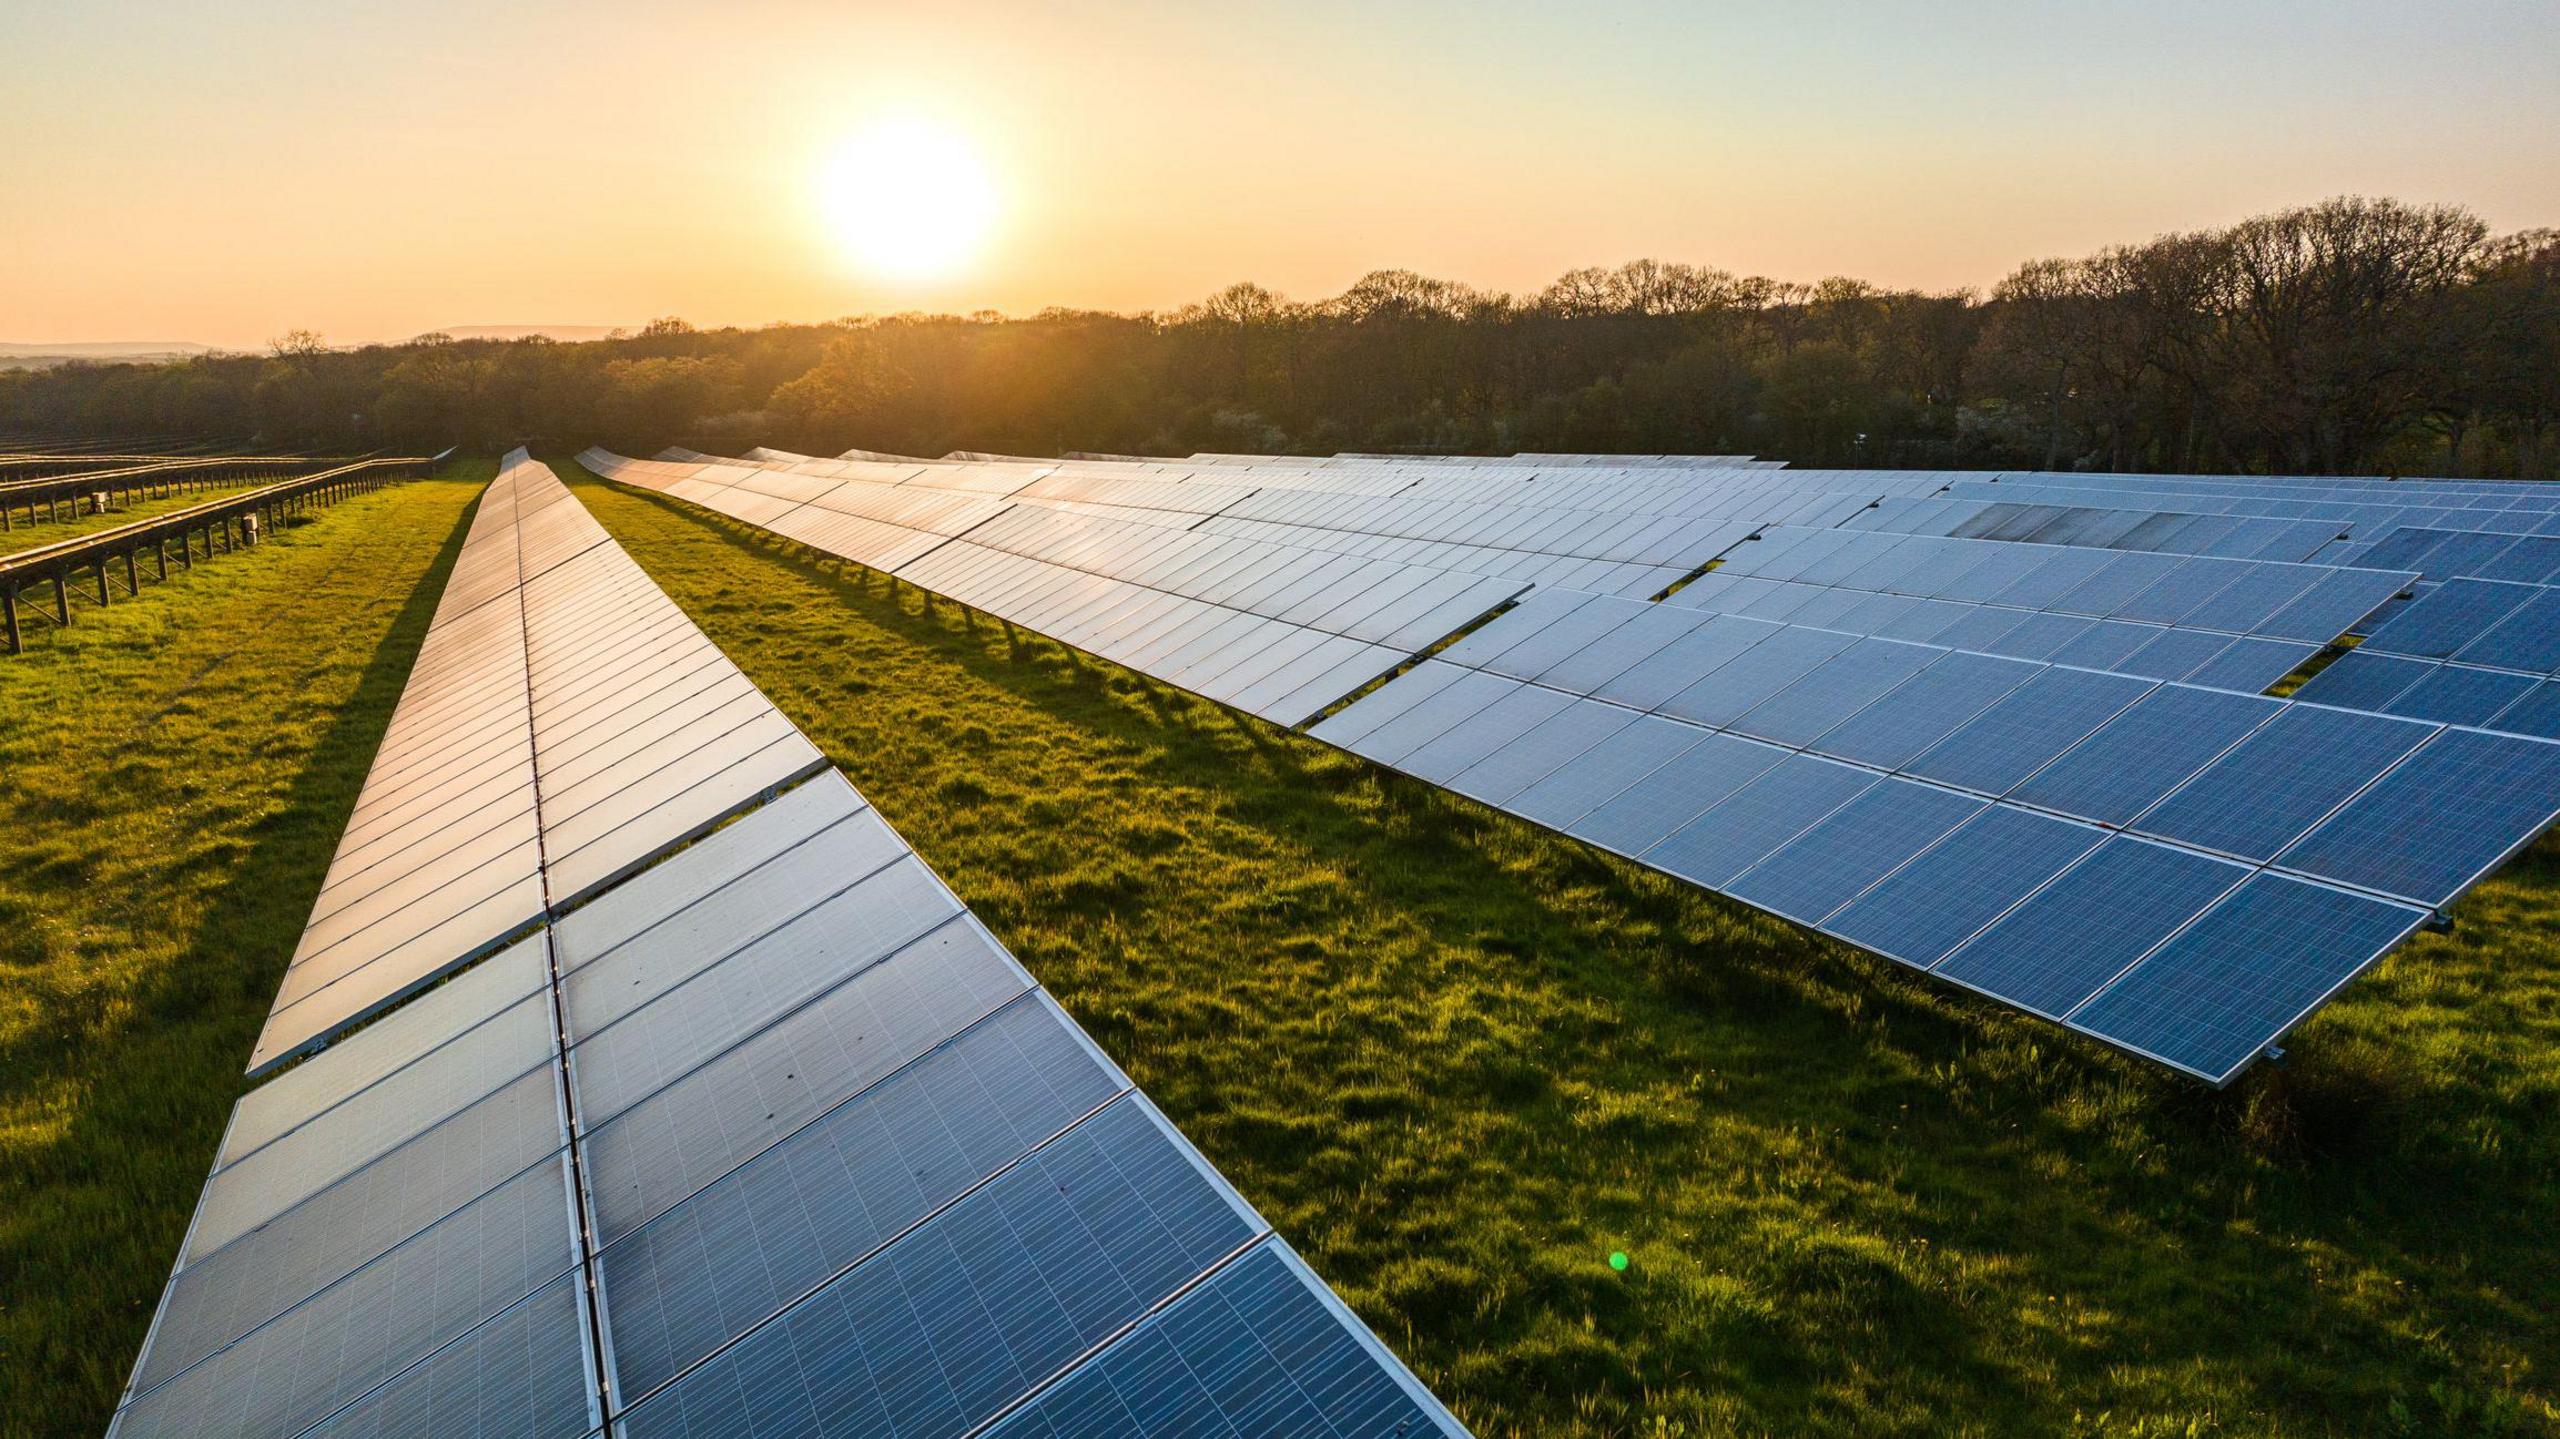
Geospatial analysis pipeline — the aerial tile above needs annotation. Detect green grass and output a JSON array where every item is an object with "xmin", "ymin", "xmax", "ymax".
[
  {"xmin": 551, "ymin": 458, "xmax": 2560, "ymax": 1439},
  {"xmin": 0, "ymin": 468, "xmax": 490, "ymax": 1438},
  {"xmin": 0, "ymin": 479, "xmax": 281, "ymax": 557},
  {"xmin": 7, "ymin": 454, "xmax": 2555, "ymax": 1437}
]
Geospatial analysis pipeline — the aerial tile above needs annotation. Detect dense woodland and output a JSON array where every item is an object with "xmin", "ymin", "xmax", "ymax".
[{"xmin": 7, "ymin": 197, "xmax": 2555, "ymax": 477}]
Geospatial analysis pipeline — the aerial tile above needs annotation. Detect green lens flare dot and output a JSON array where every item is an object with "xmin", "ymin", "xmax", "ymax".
[{"xmin": 1609, "ymin": 1251, "xmax": 1629, "ymax": 1272}]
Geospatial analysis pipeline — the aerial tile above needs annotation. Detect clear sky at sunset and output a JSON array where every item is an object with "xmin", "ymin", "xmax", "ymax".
[{"xmin": 5, "ymin": 0, "xmax": 2555, "ymax": 349}]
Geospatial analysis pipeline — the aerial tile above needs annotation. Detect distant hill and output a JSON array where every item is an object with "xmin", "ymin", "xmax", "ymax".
[
  {"xmin": 418, "ymin": 325, "xmax": 622, "ymax": 343},
  {"xmin": 0, "ymin": 340, "xmax": 218, "ymax": 370}
]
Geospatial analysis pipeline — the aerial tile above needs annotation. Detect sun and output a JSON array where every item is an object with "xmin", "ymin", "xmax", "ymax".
[{"xmin": 818, "ymin": 119, "xmax": 998, "ymax": 282}]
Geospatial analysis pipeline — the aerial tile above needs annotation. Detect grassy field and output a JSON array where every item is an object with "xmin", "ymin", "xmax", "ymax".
[
  {"xmin": 8, "ymin": 454, "xmax": 2556, "ymax": 1436},
  {"xmin": 0, "ymin": 479, "xmax": 282, "ymax": 557},
  {"xmin": 547, "ymin": 459, "xmax": 2560, "ymax": 1439},
  {"xmin": 0, "ymin": 468, "xmax": 490, "ymax": 1437}
]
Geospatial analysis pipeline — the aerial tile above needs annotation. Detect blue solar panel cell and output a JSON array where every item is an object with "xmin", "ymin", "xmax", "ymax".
[
  {"xmin": 1394, "ymin": 684, "xmax": 1576, "ymax": 784},
  {"xmin": 2050, "ymin": 552, "xmax": 2187, "ymax": 616},
  {"xmin": 2380, "ymin": 664, "xmax": 2541, "ymax": 728},
  {"xmin": 2491, "ymin": 682, "xmax": 2560, "ymax": 740},
  {"xmin": 1935, "ymin": 838, "xmax": 2250, "ymax": 1018},
  {"xmin": 1641, "ymin": 753, "xmax": 1883, "ymax": 891},
  {"xmin": 2190, "ymin": 567, "xmax": 2322, "ymax": 633},
  {"xmin": 1505, "ymin": 715, "xmax": 1708, "ymax": 829},
  {"xmin": 1899, "ymin": 668, "xmax": 2154, "ymax": 798},
  {"xmin": 1723, "ymin": 780, "xmax": 1986, "ymax": 924},
  {"xmin": 985, "ymin": 1243, "xmax": 1457, "ymax": 1439},
  {"xmin": 1809, "ymin": 652, "xmax": 2041, "ymax": 770},
  {"xmin": 1822, "ymin": 807, "xmax": 2105, "ymax": 968},
  {"xmin": 1344, "ymin": 669, "xmax": 1522, "ymax": 765},
  {"xmin": 1727, "ymin": 638, "xmax": 1942, "ymax": 747},
  {"xmin": 1656, "ymin": 626, "xmax": 1859, "ymax": 728},
  {"xmin": 2007, "ymin": 685, "xmax": 2279, "ymax": 825},
  {"xmin": 2286, "ymin": 650, "xmax": 2434, "ymax": 712},
  {"xmin": 294, "ymin": 1271, "xmax": 596, "ymax": 1439},
  {"xmin": 1973, "ymin": 611, "xmax": 2094, "ymax": 662},
  {"xmin": 2276, "ymin": 729, "xmax": 2560, "ymax": 906},
  {"xmin": 2068, "ymin": 876, "xmax": 2429, "ymax": 1083},
  {"xmin": 2180, "ymin": 637, "xmax": 2319, "ymax": 695},
  {"xmin": 2042, "ymin": 620, "xmax": 2158, "ymax": 675},
  {"xmin": 2114, "ymin": 627, "xmax": 2233, "ymax": 682},
  {"xmin": 2133, "ymin": 704, "xmax": 2436, "ymax": 862},
  {"xmin": 1918, "ymin": 606, "xmax": 2030, "ymax": 653},
  {"xmin": 598, "ymin": 994, "xmax": 1128, "ymax": 1403},
  {"xmin": 1592, "ymin": 615, "xmax": 1785, "ymax": 710},
  {"xmin": 2359, "ymin": 578, "xmax": 2539, "ymax": 659},
  {"xmin": 1568, "ymin": 732, "xmax": 1791, "ymax": 859},
  {"xmin": 615, "ymin": 1098, "xmax": 1260, "ymax": 1439},
  {"xmin": 2258, "ymin": 571, "xmax": 2407, "ymax": 644},
  {"xmin": 1445, "ymin": 698, "xmax": 1641, "ymax": 806},
  {"xmin": 2454, "ymin": 587, "xmax": 2560, "ymax": 674}
]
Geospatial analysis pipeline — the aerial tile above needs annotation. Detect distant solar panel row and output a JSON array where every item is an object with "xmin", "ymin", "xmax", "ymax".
[
  {"xmin": 1711, "ymin": 527, "xmax": 2413, "ymax": 651},
  {"xmin": 115, "ymin": 455, "xmax": 1462, "ymax": 1439},
  {"xmin": 1849, "ymin": 494, "xmax": 2349, "ymax": 564},
  {"xmin": 1307, "ymin": 587, "xmax": 2560, "ymax": 1083},
  {"xmin": 588, "ymin": 447, "xmax": 1531, "ymax": 724}
]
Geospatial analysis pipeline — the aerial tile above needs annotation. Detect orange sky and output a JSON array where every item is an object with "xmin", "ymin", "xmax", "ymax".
[{"xmin": 5, "ymin": 0, "xmax": 2556, "ymax": 349}]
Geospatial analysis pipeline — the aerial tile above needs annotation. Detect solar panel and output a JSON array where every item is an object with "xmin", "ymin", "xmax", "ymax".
[
  {"xmin": 1823, "ymin": 807, "xmax": 2105, "ymax": 967},
  {"xmin": 983, "ymin": 1243, "xmax": 1453, "ymax": 1439},
  {"xmin": 1643, "ymin": 753, "xmax": 1880, "ymax": 889},
  {"xmin": 2379, "ymin": 664, "xmax": 2540, "ymax": 727},
  {"xmin": 2132, "ymin": 704, "xmax": 2435, "ymax": 862},
  {"xmin": 597, "ymin": 993, "xmax": 1128, "ymax": 1401},
  {"xmin": 2453, "ymin": 586, "xmax": 2560, "ymax": 673},
  {"xmin": 1808, "ymin": 651, "xmax": 2040, "ymax": 770},
  {"xmin": 1934, "ymin": 838, "xmax": 2251, "ymax": 1018},
  {"xmin": 2007, "ymin": 685, "xmax": 2278, "ymax": 825},
  {"xmin": 2276, "ymin": 728, "xmax": 2560, "ymax": 907},
  {"xmin": 614, "ymin": 1099, "xmax": 1261, "ymax": 1439},
  {"xmin": 1727, "ymin": 638, "xmax": 1942, "ymax": 747},
  {"xmin": 2287, "ymin": 650, "xmax": 2434, "ymax": 711},
  {"xmin": 1568, "ymin": 730, "xmax": 1787, "ymax": 857},
  {"xmin": 1724, "ymin": 780, "xmax": 1987, "ymax": 924},
  {"xmin": 2068, "ymin": 875, "xmax": 2430, "ymax": 1083},
  {"xmin": 124, "ymin": 456, "xmax": 1464, "ymax": 1439},
  {"xmin": 2358, "ymin": 578, "xmax": 2539, "ymax": 659},
  {"xmin": 1898, "ymin": 667, "xmax": 2153, "ymax": 797}
]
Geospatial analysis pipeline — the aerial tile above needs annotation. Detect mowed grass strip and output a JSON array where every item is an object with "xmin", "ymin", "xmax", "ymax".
[
  {"xmin": 0, "ymin": 469, "xmax": 489, "ymax": 1438},
  {"xmin": 559, "ymin": 458, "xmax": 2560, "ymax": 1439}
]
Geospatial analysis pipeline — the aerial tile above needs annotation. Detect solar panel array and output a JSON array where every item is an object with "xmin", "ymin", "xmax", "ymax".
[
  {"xmin": 584, "ymin": 444, "xmax": 2560, "ymax": 1084},
  {"xmin": 116, "ymin": 454, "xmax": 1464, "ymax": 1439},
  {"xmin": 1310, "ymin": 589, "xmax": 2560, "ymax": 1082}
]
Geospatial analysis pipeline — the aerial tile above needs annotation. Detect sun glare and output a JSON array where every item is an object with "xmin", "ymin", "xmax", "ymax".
[{"xmin": 819, "ymin": 119, "xmax": 998, "ymax": 282}]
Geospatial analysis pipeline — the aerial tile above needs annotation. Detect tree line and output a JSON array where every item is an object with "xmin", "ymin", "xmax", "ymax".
[{"xmin": 5, "ymin": 196, "xmax": 2553, "ymax": 477}]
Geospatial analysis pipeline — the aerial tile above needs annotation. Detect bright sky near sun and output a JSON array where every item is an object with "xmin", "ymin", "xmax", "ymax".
[{"xmin": 3, "ymin": 0, "xmax": 2555, "ymax": 348}]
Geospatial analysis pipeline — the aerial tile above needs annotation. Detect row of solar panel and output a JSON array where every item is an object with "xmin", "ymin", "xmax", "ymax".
[
  {"xmin": 1709, "ymin": 526, "xmax": 2413, "ymax": 647},
  {"xmin": 1303, "ymin": 588, "xmax": 2560, "ymax": 1081},
  {"xmin": 249, "ymin": 460, "xmax": 833, "ymax": 1075},
  {"xmin": 119, "ymin": 458, "xmax": 1463, "ymax": 1439},
  {"xmin": 1948, "ymin": 478, "xmax": 2560, "ymax": 544},
  {"xmin": 2355, "ymin": 576, "xmax": 2560, "ymax": 676},
  {"xmin": 2291, "ymin": 650, "xmax": 2560, "ymax": 739},
  {"xmin": 603, "ymin": 446, "xmax": 1770, "ymax": 598},
  {"xmin": 1664, "ymin": 571, "xmax": 2319, "ymax": 695},
  {"xmin": 591, "ymin": 448, "xmax": 1533, "ymax": 726},
  {"xmin": 1847, "ymin": 494, "xmax": 2347, "ymax": 564}
]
